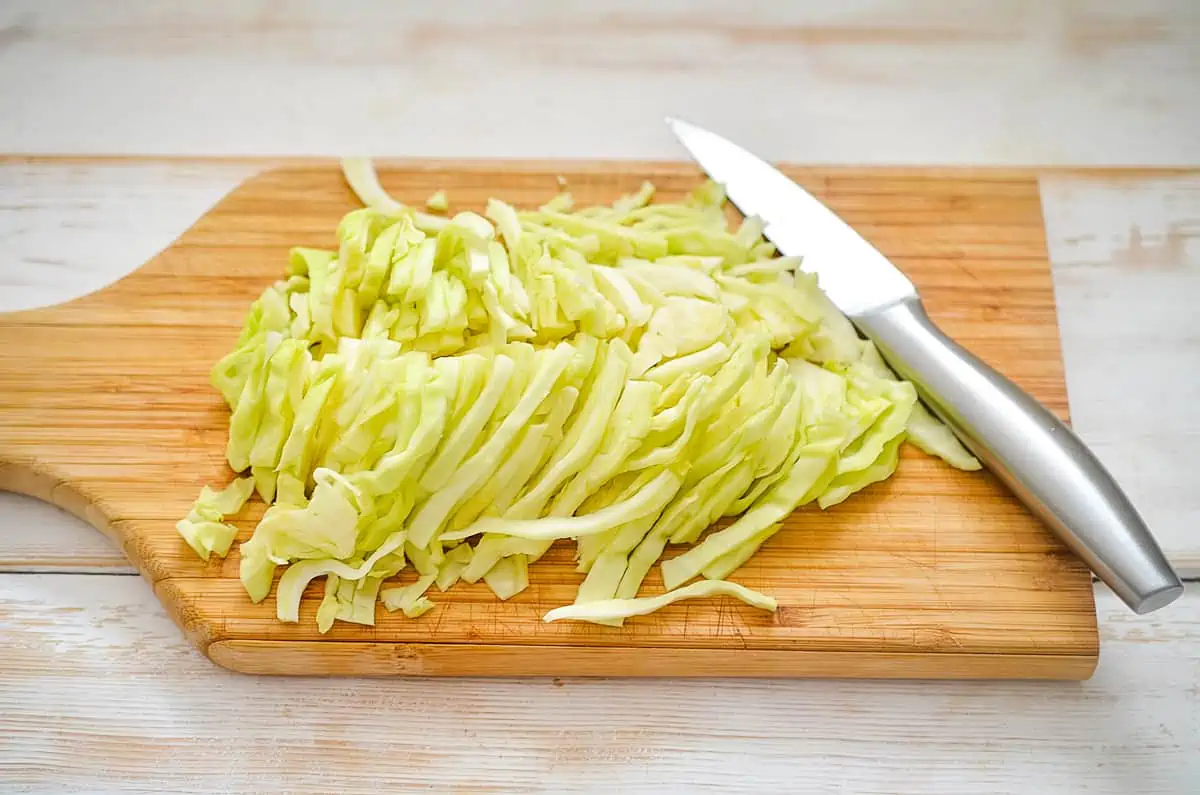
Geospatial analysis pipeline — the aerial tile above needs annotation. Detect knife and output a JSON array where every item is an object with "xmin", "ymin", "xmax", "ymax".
[{"xmin": 667, "ymin": 117, "xmax": 1183, "ymax": 614}]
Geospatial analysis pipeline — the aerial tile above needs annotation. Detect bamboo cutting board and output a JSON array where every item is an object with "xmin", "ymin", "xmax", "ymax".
[{"xmin": 0, "ymin": 161, "xmax": 1098, "ymax": 679}]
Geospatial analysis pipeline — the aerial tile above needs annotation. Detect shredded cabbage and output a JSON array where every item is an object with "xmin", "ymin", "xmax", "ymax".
[
  {"xmin": 858, "ymin": 341, "xmax": 982, "ymax": 471},
  {"xmin": 175, "ymin": 477, "xmax": 255, "ymax": 560},
  {"xmin": 425, "ymin": 190, "xmax": 449, "ymax": 213},
  {"xmin": 543, "ymin": 580, "xmax": 776, "ymax": 624},
  {"xmin": 182, "ymin": 158, "xmax": 981, "ymax": 633},
  {"xmin": 381, "ymin": 574, "xmax": 437, "ymax": 617}
]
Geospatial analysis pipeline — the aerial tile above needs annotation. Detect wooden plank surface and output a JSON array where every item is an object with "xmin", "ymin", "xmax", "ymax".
[
  {"xmin": 2, "ymin": 0, "xmax": 1198, "ymax": 790},
  {"xmin": 0, "ymin": 161, "xmax": 1097, "ymax": 678},
  {"xmin": 1, "ymin": 575, "xmax": 1195, "ymax": 793},
  {"xmin": 1, "ymin": 0, "xmax": 1197, "ymax": 165}
]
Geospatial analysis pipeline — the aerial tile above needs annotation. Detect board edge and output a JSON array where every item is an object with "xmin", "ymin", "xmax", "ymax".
[{"xmin": 206, "ymin": 638, "xmax": 1099, "ymax": 680}]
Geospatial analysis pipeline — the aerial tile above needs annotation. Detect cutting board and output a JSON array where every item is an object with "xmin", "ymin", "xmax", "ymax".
[{"xmin": 0, "ymin": 161, "xmax": 1099, "ymax": 679}]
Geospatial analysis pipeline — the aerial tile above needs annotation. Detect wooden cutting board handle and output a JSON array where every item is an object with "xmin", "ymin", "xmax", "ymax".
[
  {"xmin": 0, "ymin": 162, "xmax": 1098, "ymax": 678},
  {"xmin": 0, "ymin": 246, "xmax": 199, "ymax": 565},
  {"xmin": 0, "ymin": 170, "xmax": 265, "ymax": 571}
]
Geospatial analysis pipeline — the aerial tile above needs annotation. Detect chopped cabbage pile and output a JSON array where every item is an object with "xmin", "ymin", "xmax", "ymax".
[{"xmin": 182, "ymin": 159, "xmax": 980, "ymax": 631}]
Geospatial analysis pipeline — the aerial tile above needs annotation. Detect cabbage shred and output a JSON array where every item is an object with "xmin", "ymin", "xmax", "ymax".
[{"xmin": 183, "ymin": 159, "xmax": 980, "ymax": 631}]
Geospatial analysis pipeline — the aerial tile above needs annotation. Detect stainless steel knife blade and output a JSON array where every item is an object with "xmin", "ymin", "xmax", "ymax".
[{"xmin": 665, "ymin": 117, "xmax": 915, "ymax": 318}]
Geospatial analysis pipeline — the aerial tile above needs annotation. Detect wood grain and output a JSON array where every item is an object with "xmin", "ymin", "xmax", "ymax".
[
  {"xmin": 207, "ymin": 641, "xmax": 1097, "ymax": 680},
  {"xmin": 3, "ymin": 0, "xmax": 1198, "ymax": 166},
  {"xmin": 1, "ymin": 576, "xmax": 1194, "ymax": 793},
  {"xmin": 0, "ymin": 161, "xmax": 1097, "ymax": 678}
]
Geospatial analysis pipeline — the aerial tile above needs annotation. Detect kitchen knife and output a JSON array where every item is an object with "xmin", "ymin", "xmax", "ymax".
[{"xmin": 667, "ymin": 117, "xmax": 1183, "ymax": 614}]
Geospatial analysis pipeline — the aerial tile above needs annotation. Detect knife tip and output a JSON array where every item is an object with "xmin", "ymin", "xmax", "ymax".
[{"xmin": 664, "ymin": 115, "xmax": 690, "ymax": 133}]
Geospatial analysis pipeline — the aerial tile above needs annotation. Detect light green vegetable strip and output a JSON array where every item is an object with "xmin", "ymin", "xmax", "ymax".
[
  {"xmin": 633, "ymin": 296, "xmax": 729, "ymax": 375},
  {"xmin": 275, "ymin": 530, "xmax": 406, "ymax": 624},
  {"xmin": 180, "ymin": 515, "xmax": 242, "ymax": 559},
  {"xmin": 349, "ymin": 576, "xmax": 384, "ymax": 626},
  {"xmin": 249, "ymin": 470, "xmax": 362, "ymax": 563},
  {"xmin": 592, "ymin": 266, "xmax": 651, "ymax": 327},
  {"xmin": 701, "ymin": 522, "xmax": 782, "ymax": 582},
  {"xmin": 621, "ymin": 382, "xmax": 707, "ymax": 472},
  {"xmin": 683, "ymin": 365, "xmax": 790, "ymax": 492},
  {"xmin": 418, "ymin": 353, "xmax": 515, "ymax": 492},
  {"xmin": 906, "ymin": 403, "xmax": 982, "ymax": 471},
  {"xmin": 573, "ymin": 467, "xmax": 660, "ymax": 573},
  {"xmin": 551, "ymin": 379, "xmax": 660, "ymax": 516},
  {"xmin": 805, "ymin": 279, "xmax": 863, "ymax": 366},
  {"xmin": 725, "ymin": 256, "xmax": 801, "ymax": 280},
  {"xmin": 435, "ymin": 543, "xmax": 474, "ymax": 591},
  {"xmin": 462, "ymin": 469, "xmax": 682, "ymax": 542},
  {"xmin": 576, "ymin": 510, "xmax": 659, "ymax": 605},
  {"xmin": 341, "ymin": 157, "xmax": 449, "ymax": 233},
  {"xmin": 381, "ymin": 574, "xmax": 438, "ymax": 618},
  {"xmin": 449, "ymin": 422, "xmax": 549, "ymax": 531},
  {"xmin": 612, "ymin": 181, "xmax": 656, "ymax": 213},
  {"xmin": 247, "ymin": 338, "xmax": 307, "ymax": 471},
  {"xmin": 201, "ymin": 477, "xmax": 257, "ymax": 516},
  {"xmin": 831, "ymin": 379, "xmax": 916, "ymax": 477},
  {"xmin": 669, "ymin": 457, "xmax": 757, "ymax": 545},
  {"xmin": 658, "ymin": 433, "xmax": 844, "ymax": 591},
  {"xmin": 425, "ymin": 190, "xmax": 449, "ymax": 212},
  {"xmin": 316, "ymin": 574, "xmax": 341, "ymax": 634},
  {"xmin": 274, "ymin": 371, "xmax": 336, "ymax": 486},
  {"xmin": 544, "ymin": 580, "xmax": 776, "ymax": 624},
  {"xmin": 693, "ymin": 334, "xmax": 765, "ymax": 420},
  {"xmin": 405, "ymin": 597, "xmax": 437, "ymax": 618},
  {"xmin": 619, "ymin": 261, "xmax": 719, "ymax": 300},
  {"xmin": 751, "ymin": 380, "xmax": 804, "ymax": 478},
  {"xmin": 357, "ymin": 361, "xmax": 455, "ymax": 496},
  {"xmin": 405, "ymin": 541, "xmax": 440, "ymax": 577},
  {"xmin": 818, "ymin": 434, "xmax": 905, "ymax": 509},
  {"xmin": 407, "ymin": 345, "xmax": 573, "ymax": 548},
  {"xmin": 225, "ymin": 332, "xmax": 281, "ymax": 472},
  {"xmin": 858, "ymin": 341, "xmax": 981, "ymax": 470},
  {"xmin": 647, "ymin": 374, "xmax": 708, "ymax": 433},
  {"xmin": 459, "ymin": 535, "xmax": 548, "ymax": 583},
  {"xmin": 238, "ymin": 541, "xmax": 277, "ymax": 605},
  {"xmin": 505, "ymin": 340, "xmax": 632, "ymax": 519},
  {"xmin": 489, "ymin": 390, "xmax": 577, "ymax": 516},
  {"xmin": 641, "ymin": 341, "xmax": 730, "ymax": 386},
  {"xmin": 616, "ymin": 457, "xmax": 746, "ymax": 599},
  {"xmin": 175, "ymin": 477, "xmax": 255, "ymax": 560},
  {"xmin": 483, "ymin": 555, "xmax": 529, "ymax": 600},
  {"xmin": 332, "ymin": 578, "xmax": 358, "ymax": 624}
]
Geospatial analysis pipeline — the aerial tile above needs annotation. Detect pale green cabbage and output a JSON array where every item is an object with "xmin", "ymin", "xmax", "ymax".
[
  {"xmin": 425, "ymin": 190, "xmax": 449, "ymax": 213},
  {"xmin": 175, "ymin": 477, "xmax": 255, "ymax": 560},
  {"xmin": 179, "ymin": 158, "xmax": 981, "ymax": 633},
  {"xmin": 543, "ymin": 580, "xmax": 776, "ymax": 624}
]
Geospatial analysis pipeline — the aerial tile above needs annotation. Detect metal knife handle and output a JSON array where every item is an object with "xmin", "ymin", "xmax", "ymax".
[{"xmin": 855, "ymin": 297, "xmax": 1183, "ymax": 614}]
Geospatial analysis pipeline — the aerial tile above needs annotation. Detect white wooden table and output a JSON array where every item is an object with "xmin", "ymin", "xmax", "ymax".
[{"xmin": 2, "ymin": 2, "xmax": 1198, "ymax": 792}]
